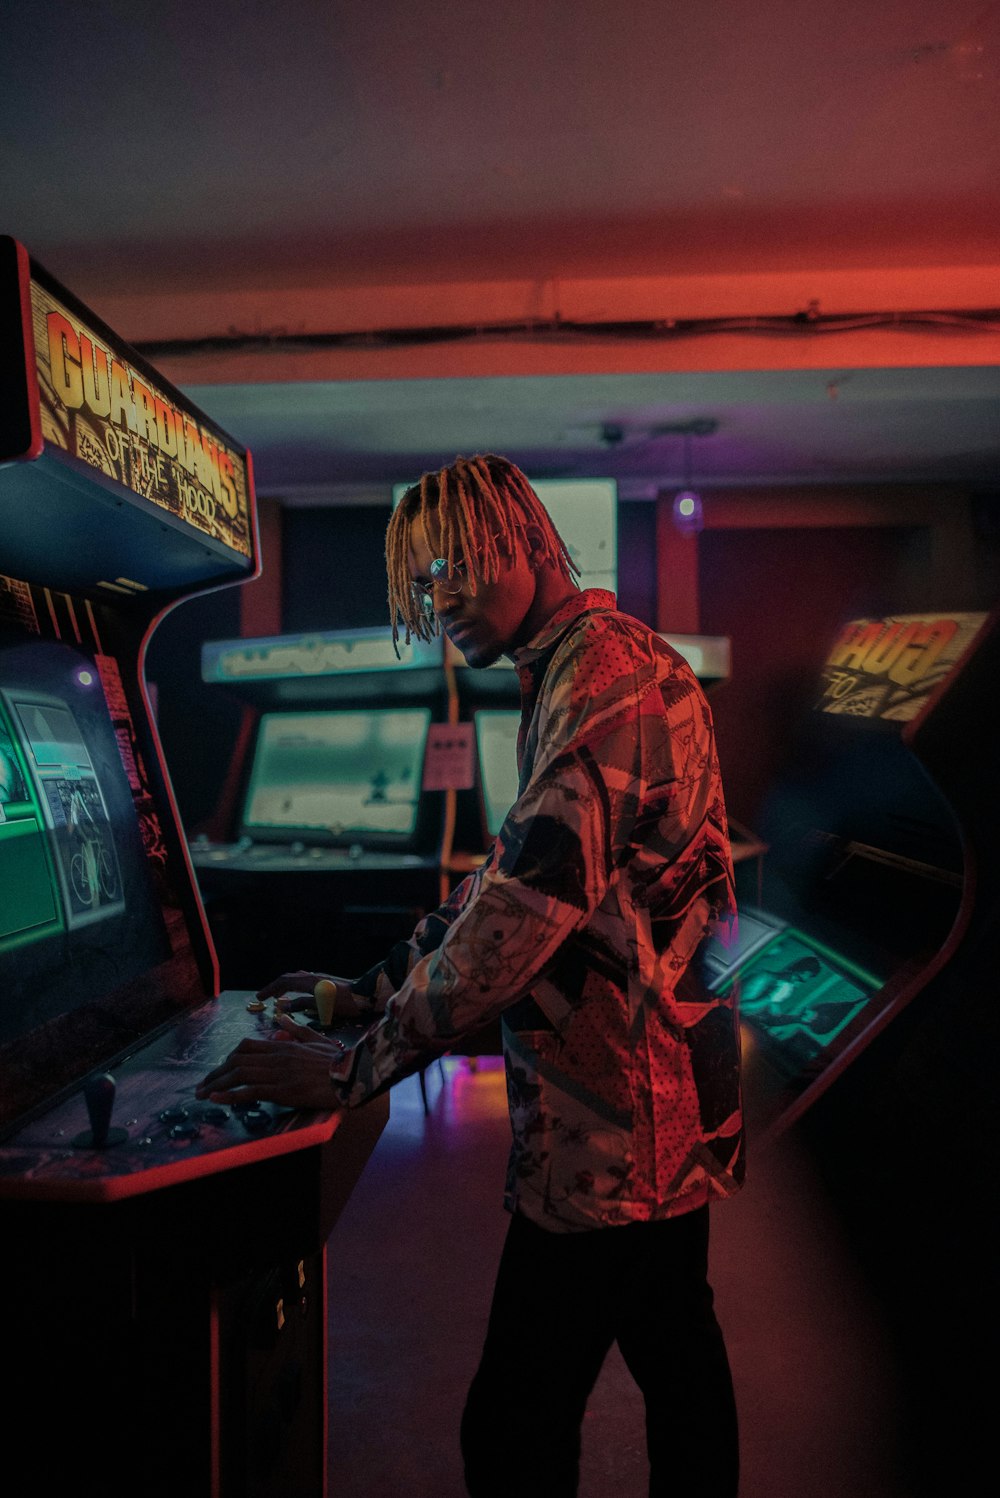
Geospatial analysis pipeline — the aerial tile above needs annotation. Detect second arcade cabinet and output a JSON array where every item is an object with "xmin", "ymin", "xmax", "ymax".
[
  {"xmin": 191, "ymin": 626, "xmax": 450, "ymax": 987},
  {"xmin": 709, "ymin": 606, "xmax": 997, "ymax": 1142}
]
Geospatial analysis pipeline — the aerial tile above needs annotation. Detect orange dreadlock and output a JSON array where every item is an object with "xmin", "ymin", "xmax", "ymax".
[{"xmin": 386, "ymin": 454, "xmax": 579, "ymax": 646}]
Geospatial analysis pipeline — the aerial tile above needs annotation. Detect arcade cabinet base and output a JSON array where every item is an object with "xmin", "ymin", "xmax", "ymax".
[{"xmin": 0, "ymin": 994, "xmax": 388, "ymax": 1498}]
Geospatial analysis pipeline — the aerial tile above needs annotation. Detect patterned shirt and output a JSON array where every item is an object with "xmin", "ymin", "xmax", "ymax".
[{"xmin": 331, "ymin": 589, "xmax": 745, "ymax": 1231}]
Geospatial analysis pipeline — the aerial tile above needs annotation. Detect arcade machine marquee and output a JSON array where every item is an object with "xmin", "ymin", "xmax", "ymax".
[{"xmin": 0, "ymin": 236, "xmax": 386, "ymax": 1497}]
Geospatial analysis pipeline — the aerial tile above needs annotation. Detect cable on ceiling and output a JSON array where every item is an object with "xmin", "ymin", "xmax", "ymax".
[{"xmin": 132, "ymin": 306, "xmax": 1000, "ymax": 360}]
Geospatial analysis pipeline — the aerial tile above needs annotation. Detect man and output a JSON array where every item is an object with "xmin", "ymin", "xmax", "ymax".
[{"xmin": 198, "ymin": 453, "xmax": 744, "ymax": 1497}]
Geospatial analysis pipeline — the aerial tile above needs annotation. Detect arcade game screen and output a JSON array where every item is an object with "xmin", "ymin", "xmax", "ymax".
[
  {"xmin": 474, "ymin": 709, "xmax": 521, "ymax": 837},
  {"xmin": 0, "ymin": 633, "xmax": 178, "ymax": 1124},
  {"xmin": 715, "ymin": 925, "xmax": 878, "ymax": 1079},
  {"xmin": 703, "ymin": 905, "xmax": 786, "ymax": 988},
  {"xmin": 240, "ymin": 707, "xmax": 432, "ymax": 844},
  {"xmin": 530, "ymin": 479, "xmax": 617, "ymax": 593}
]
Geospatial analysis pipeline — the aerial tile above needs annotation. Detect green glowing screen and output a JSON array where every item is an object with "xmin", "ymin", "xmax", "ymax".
[
  {"xmin": 722, "ymin": 927, "xmax": 878, "ymax": 1075},
  {"xmin": 242, "ymin": 708, "xmax": 432, "ymax": 840}
]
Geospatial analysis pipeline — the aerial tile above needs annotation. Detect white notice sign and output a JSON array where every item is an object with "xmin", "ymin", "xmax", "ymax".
[{"xmin": 422, "ymin": 722, "xmax": 476, "ymax": 790}]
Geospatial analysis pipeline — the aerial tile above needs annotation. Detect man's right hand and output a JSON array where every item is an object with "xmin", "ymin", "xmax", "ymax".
[{"xmin": 255, "ymin": 971, "xmax": 365, "ymax": 1021}]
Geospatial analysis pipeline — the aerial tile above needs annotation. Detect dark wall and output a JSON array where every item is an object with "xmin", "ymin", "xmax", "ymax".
[
  {"xmin": 616, "ymin": 500, "xmax": 657, "ymax": 624},
  {"xmin": 700, "ymin": 525, "xmax": 930, "ymax": 830},
  {"xmin": 282, "ymin": 505, "xmax": 393, "ymax": 634}
]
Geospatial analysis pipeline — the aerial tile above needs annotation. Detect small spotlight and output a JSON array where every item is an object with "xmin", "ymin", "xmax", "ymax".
[
  {"xmin": 672, "ymin": 489, "xmax": 704, "ymax": 534},
  {"xmin": 75, "ymin": 668, "xmax": 95, "ymax": 687}
]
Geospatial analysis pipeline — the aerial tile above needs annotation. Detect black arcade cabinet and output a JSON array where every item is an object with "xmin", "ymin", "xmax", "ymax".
[
  {"xmin": 718, "ymin": 603, "xmax": 1000, "ymax": 1495},
  {"xmin": 0, "ymin": 236, "xmax": 387, "ymax": 1498},
  {"xmin": 190, "ymin": 626, "xmax": 450, "ymax": 987},
  {"xmin": 708, "ymin": 606, "xmax": 997, "ymax": 1142}
]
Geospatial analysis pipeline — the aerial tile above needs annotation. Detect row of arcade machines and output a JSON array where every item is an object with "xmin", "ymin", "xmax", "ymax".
[
  {"xmin": 0, "ymin": 236, "xmax": 387, "ymax": 1498},
  {"xmin": 188, "ymin": 591, "xmax": 998, "ymax": 1168},
  {"xmin": 189, "ymin": 595, "xmax": 997, "ymax": 1124}
]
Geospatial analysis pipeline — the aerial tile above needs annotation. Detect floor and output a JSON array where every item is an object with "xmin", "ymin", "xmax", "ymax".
[{"xmin": 323, "ymin": 1058, "xmax": 915, "ymax": 1498}]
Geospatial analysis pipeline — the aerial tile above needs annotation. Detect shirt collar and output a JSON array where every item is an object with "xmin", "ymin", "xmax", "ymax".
[{"xmin": 510, "ymin": 588, "xmax": 618, "ymax": 667}]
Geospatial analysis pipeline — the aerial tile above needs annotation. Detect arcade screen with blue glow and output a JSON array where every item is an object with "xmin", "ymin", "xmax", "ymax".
[{"xmin": 240, "ymin": 708, "xmax": 432, "ymax": 845}]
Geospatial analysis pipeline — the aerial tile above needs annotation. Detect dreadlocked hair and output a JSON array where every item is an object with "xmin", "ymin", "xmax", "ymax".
[{"xmin": 386, "ymin": 453, "xmax": 579, "ymax": 647}]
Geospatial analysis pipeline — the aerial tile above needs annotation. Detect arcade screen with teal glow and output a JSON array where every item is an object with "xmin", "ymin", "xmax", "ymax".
[
  {"xmin": 0, "ymin": 635, "xmax": 174, "ymax": 1075},
  {"xmin": 717, "ymin": 926, "xmax": 878, "ymax": 1078},
  {"xmin": 703, "ymin": 905, "xmax": 785, "ymax": 988},
  {"xmin": 240, "ymin": 708, "xmax": 432, "ymax": 844}
]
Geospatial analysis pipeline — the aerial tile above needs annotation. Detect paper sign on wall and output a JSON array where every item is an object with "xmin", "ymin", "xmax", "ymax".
[{"xmin": 422, "ymin": 722, "xmax": 476, "ymax": 790}]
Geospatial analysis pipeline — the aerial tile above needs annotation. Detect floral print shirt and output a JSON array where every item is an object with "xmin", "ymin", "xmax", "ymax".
[{"xmin": 331, "ymin": 589, "xmax": 745, "ymax": 1231}]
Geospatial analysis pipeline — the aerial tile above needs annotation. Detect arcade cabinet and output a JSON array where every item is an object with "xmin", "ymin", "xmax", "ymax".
[
  {"xmin": 0, "ymin": 236, "xmax": 387, "ymax": 1498},
  {"xmin": 190, "ymin": 626, "xmax": 449, "ymax": 987},
  {"xmin": 717, "ymin": 603, "xmax": 1000, "ymax": 1496},
  {"xmin": 707, "ymin": 606, "xmax": 997, "ymax": 1141}
]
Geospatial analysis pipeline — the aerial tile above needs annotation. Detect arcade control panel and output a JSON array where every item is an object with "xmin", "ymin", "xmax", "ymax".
[
  {"xmin": 190, "ymin": 834, "xmax": 438, "ymax": 874},
  {"xmin": 0, "ymin": 991, "xmax": 366, "ymax": 1202}
]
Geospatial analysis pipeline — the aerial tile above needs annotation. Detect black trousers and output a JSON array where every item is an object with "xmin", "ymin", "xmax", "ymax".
[{"xmin": 460, "ymin": 1206, "xmax": 739, "ymax": 1498}]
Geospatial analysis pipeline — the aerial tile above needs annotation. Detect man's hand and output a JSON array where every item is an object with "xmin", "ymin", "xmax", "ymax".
[
  {"xmin": 256, "ymin": 970, "xmax": 363, "ymax": 1021},
  {"xmin": 195, "ymin": 1016, "xmax": 350, "ymax": 1110}
]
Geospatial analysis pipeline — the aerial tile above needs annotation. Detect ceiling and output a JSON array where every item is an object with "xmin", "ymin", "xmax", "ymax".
[{"xmin": 2, "ymin": 0, "xmax": 999, "ymax": 503}]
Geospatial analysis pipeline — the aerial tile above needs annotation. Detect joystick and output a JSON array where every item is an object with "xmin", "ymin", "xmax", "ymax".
[
  {"xmin": 313, "ymin": 979, "xmax": 338, "ymax": 1027},
  {"xmin": 72, "ymin": 1072, "xmax": 128, "ymax": 1149}
]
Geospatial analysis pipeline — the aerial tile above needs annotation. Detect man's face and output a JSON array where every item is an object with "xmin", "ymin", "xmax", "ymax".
[{"xmin": 407, "ymin": 515, "xmax": 540, "ymax": 668}]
